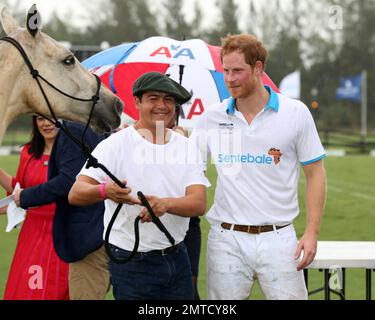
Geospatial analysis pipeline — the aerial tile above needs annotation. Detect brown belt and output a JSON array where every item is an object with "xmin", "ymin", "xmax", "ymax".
[{"xmin": 221, "ymin": 222, "xmax": 290, "ymax": 234}]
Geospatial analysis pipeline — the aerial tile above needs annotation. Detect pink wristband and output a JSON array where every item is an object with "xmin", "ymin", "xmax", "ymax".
[{"xmin": 99, "ymin": 182, "xmax": 107, "ymax": 199}]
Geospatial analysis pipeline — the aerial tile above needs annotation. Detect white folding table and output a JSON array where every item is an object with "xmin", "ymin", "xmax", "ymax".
[{"xmin": 304, "ymin": 241, "xmax": 375, "ymax": 300}]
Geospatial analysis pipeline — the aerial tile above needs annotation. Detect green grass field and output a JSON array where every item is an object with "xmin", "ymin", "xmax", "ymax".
[{"xmin": 0, "ymin": 155, "xmax": 374, "ymax": 300}]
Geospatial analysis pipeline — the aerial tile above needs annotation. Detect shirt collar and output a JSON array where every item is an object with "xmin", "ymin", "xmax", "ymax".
[
  {"xmin": 226, "ymin": 85, "xmax": 279, "ymax": 115},
  {"xmin": 226, "ymin": 97, "xmax": 236, "ymax": 115},
  {"xmin": 264, "ymin": 85, "xmax": 279, "ymax": 112}
]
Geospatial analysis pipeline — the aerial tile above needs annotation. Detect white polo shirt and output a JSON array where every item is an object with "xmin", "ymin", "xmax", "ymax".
[
  {"xmin": 79, "ymin": 126, "xmax": 209, "ymax": 252},
  {"xmin": 190, "ymin": 86, "xmax": 326, "ymax": 226}
]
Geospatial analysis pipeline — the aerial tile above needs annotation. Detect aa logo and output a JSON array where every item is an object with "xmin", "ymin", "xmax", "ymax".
[
  {"xmin": 28, "ymin": 265, "xmax": 43, "ymax": 290},
  {"xmin": 150, "ymin": 46, "xmax": 195, "ymax": 60}
]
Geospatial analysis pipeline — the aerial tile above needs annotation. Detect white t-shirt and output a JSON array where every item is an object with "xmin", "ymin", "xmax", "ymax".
[
  {"xmin": 190, "ymin": 86, "xmax": 326, "ymax": 226},
  {"xmin": 79, "ymin": 126, "xmax": 209, "ymax": 251}
]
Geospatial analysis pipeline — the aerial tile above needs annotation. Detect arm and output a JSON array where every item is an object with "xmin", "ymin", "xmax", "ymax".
[
  {"xmin": 295, "ymin": 159, "xmax": 326, "ymax": 271},
  {"xmin": 0, "ymin": 169, "xmax": 13, "ymax": 194},
  {"xmin": 68, "ymin": 175, "xmax": 141, "ymax": 206},
  {"xmin": 19, "ymin": 134, "xmax": 87, "ymax": 208},
  {"xmin": 138, "ymin": 184, "xmax": 207, "ymax": 222}
]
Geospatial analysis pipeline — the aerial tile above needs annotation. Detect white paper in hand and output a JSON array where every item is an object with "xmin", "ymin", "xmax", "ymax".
[{"xmin": 6, "ymin": 183, "xmax": 26, "ymax": 232}]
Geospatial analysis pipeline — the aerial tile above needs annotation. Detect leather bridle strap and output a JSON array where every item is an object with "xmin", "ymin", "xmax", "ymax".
[{"xmin": 0, "ymin": 36, "xmax": 100, "ymax": 127}]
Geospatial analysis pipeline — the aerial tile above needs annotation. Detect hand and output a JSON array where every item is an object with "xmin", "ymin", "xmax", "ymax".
[
  {"xmin": 138, "ymin": 195, "xmax": 169, "ymax": 223},
  {"xmin": 104, "ymin": 180, "xmax": 141, "ymax": 205},
  {"xmin": 294, "ymin": 231, "xmax": 318, "ymax": 271},
  {"xmin": 13, "ymin": 188, "xmax": 23, "ymax": 207}
]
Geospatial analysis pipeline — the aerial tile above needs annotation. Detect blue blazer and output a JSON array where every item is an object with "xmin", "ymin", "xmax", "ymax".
[{"xmin": 20, "ymin": 121, "xmax": 108, "ymax": 263}]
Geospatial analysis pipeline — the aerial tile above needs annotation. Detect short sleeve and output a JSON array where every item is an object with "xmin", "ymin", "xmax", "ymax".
[
  {"xmin": 78, "ymin": 135, "xmax": 115, "ymax": 183},
  {"xmin": 296, "ymin": 104, "xmax": 326, "ymax": 166}
]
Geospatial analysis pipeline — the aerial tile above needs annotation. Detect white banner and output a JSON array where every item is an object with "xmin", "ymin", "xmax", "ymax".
[{"xmin": 279, "ymin": 70, "xmax": 300, "ymax": 99}]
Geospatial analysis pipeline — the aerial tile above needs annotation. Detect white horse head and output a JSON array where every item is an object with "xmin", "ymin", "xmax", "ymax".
[{"xmin": 0, "ymin": 5, "xmax": 124, "ymax": 144}]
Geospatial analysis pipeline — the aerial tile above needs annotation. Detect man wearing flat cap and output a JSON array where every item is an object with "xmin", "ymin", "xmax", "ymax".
[{"xmin": 69, "ymin": 72, "xmax": 209, "ymax": 300}]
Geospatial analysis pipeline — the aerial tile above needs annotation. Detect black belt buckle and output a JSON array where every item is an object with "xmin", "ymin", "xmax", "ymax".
[{"xmin": 161, "ymin": 243, "xmax": 179, "ymax": 256}]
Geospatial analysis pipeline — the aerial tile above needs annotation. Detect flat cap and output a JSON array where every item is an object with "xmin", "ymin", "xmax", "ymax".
[{"xmin": 133, "ymin": 72, "xmax": 192, "ymax": 105}]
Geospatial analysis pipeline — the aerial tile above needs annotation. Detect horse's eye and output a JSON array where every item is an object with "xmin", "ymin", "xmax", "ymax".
[{"xmin": 62, "ymin": 56, "xmax": 75, "ymax": 66}]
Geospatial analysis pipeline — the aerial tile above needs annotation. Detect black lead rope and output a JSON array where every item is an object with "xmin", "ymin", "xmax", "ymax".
[
  {"xmin": 1, "ymin": 36, "xmax": 175, "ymax": 264},
  {"xmin": 103, "ymin": 191, "xmax": 177, "ymax": 264},
  {"xmin": 137, "ymin": 192, "xmax": 175, "ymax": 246}
]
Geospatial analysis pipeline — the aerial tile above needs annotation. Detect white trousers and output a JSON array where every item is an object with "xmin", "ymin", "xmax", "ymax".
[{"xmin": 207, "ymin": 224, "xmax": 308, "ymax": 300}]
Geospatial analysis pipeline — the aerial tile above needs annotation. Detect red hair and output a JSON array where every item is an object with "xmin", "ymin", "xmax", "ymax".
[{"xmin": 220, "ymin": 34, "xmax": 268, "ymax": 68}]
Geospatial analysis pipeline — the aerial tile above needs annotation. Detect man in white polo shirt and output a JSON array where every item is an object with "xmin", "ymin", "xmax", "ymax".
[
  {"xmin": 68, "ymin": 72, "xmax": 209, "ymax": 300},
  {"xmin": 190, "ymin": 34, "xmax": 326, "ymax": 300}
]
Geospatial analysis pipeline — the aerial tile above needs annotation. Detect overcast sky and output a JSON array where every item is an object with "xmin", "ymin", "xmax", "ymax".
[
  {"xmin": 3, "ymin": 0, "xmax": 255, "ymax": 30},
  {"xmin": 4, "ymin": 0, "xmax": 92, "ymax": 26},
  {"xmin": 4, "ymin": 0, "xmax": 341, "ymax": 48}
]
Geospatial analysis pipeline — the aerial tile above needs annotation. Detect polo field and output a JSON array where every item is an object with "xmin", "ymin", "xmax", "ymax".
[{"xmin": 1, "ymin": 154, "xmax": 374, "ymax": 300}]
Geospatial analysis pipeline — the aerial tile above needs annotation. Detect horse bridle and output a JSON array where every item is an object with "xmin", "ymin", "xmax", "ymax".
[{"xmin": 1, "ymin": 36, "xmax": 175, "ymax": 263}]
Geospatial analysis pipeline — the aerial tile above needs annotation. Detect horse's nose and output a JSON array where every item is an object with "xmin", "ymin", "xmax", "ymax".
[{"xmin": 115, "ymin": 98, "xmax": 124, "ymax": 114}]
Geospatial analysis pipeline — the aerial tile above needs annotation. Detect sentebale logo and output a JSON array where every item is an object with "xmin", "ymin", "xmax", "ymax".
[
  {"xmin": 268, "ymin": 148, "xmax": 283, "ymax": 165},
  {"xmin": 217, "ymin": 153, "xmax": 273, "ymax": 165}
]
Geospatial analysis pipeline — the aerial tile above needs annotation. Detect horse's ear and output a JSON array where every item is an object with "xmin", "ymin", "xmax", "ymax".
[
  {"xmin": 26, "ymin": 4, "xmax": 42, "ymax": 37},
  {"xmin": 0, "ymin": 6, "xmax": 21, "ymax": 35}
]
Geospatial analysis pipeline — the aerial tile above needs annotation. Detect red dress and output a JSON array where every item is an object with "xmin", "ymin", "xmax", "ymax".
[{"xmin": 3, "ymin": 145, "xmax": 69, "ymax": 300}]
